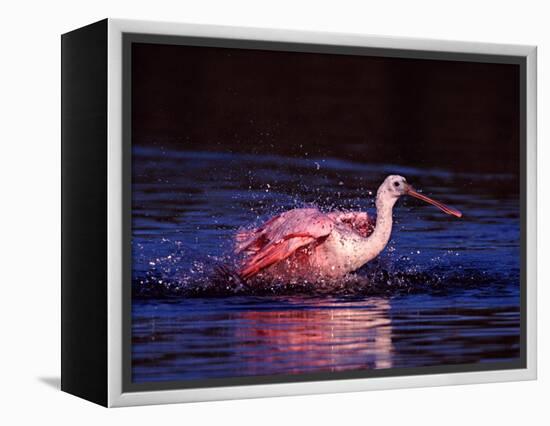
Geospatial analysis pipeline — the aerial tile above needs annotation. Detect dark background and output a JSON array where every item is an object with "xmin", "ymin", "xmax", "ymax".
[{"xmin": 132, "ymin": 42, "xmax": 520, "ymax": 175}]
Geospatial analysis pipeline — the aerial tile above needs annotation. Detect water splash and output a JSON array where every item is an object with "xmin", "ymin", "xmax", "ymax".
[
  {"xmin": 132, "ymin": 237, "xmax": 517, "ymax": 298},
  {"xmin": 131, "ymin": 148, "xmax": 520, "ymax": 300}
]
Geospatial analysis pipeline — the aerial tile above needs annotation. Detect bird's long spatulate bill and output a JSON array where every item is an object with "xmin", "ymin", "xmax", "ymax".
[{"xmin": 407, "ymin": 187, "xmax": 462, "ymax": 218}]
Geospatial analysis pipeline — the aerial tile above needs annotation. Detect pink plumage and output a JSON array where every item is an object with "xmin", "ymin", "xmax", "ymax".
[{"xmin": 236, "ymin": 208, "xmax": 375, "ymax": 280}]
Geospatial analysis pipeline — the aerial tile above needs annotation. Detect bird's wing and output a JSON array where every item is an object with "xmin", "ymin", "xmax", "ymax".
[
  {"xmin": 330, "ymin": 211, "xmax": 376, "ymax": 238},
  {"xmin": 234, "ymin": 213, "xmax": 285, "ymax": 255},
  {"xmin": 236, "ymin": 208, "xmax": 334, "ymax": 279}
]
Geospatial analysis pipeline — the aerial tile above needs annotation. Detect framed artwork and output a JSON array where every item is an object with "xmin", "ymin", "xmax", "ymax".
[{"xmin": 61, "ymin": 19, "xmax": 537, "ymax": 407}]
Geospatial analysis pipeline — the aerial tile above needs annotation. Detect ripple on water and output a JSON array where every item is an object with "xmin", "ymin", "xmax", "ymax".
[{"xmin": 131, "ymin": 147, "xmax": 521, "ymax": 382}]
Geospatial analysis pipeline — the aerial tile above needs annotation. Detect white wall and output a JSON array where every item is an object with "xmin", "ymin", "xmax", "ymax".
[{"xmin": 0, "ymin": 0, "xmax": 546, "ymax": 424}]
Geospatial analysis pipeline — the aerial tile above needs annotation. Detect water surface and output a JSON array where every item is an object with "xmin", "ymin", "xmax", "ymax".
[{"xmin": 132, "ymin": 146, "xmax": 520, "ymax": 383}]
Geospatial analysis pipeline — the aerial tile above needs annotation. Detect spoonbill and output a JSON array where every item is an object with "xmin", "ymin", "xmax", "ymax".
[{"xmin": 235, "ymin": 175, "xmax": 462, "ymax": 281}]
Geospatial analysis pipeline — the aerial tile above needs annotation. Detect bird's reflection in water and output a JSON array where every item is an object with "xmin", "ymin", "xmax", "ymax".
[{"xmin": 235, "ymin": 297, "xmax": 393, "ymax": 375}]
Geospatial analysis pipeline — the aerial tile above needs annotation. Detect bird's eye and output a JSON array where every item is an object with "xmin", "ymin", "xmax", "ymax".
[{"xmin": 394, "ymin": 182, "xmax": 400, "ymax": 187}]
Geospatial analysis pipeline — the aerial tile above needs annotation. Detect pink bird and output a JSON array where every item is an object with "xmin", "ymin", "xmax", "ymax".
[{"xmin": 235, "ymin": 175, "xmax": 462, "ymax": 281}]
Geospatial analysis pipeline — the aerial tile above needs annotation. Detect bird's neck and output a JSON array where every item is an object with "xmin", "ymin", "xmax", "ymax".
[
  {"xmin": 351, "ymin": 194, "xmax": 396, "ymax": 270},
  {"xmin": 372, "ymin": 196, "xmax": 395, "ymax": 248}
]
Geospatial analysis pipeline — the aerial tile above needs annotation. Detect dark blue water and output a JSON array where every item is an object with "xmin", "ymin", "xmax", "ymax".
[{"xmin": 131, "ymin": 146, "xmax": 520, "ymax": 383}]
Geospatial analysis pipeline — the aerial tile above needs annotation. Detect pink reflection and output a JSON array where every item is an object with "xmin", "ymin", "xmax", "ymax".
[{"xmin": 235, "ymin": 298, "xmax": 393, "ymax": 376}]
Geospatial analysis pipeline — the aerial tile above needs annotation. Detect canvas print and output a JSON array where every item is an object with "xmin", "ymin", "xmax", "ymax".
[{"xmin": 130, "ymin": 42, "xmax": 521, "ymax": 386}]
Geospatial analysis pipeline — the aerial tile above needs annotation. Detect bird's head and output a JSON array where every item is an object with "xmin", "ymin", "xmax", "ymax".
[{"xmin": 378, "ymin": 175, "xmax": 462, "ymax": 218}]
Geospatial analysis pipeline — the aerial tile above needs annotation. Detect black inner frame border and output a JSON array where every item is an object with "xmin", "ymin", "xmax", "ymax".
[{"xmin": 121, "ymin": 32, "xmax": 527, "ymax": 394}]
